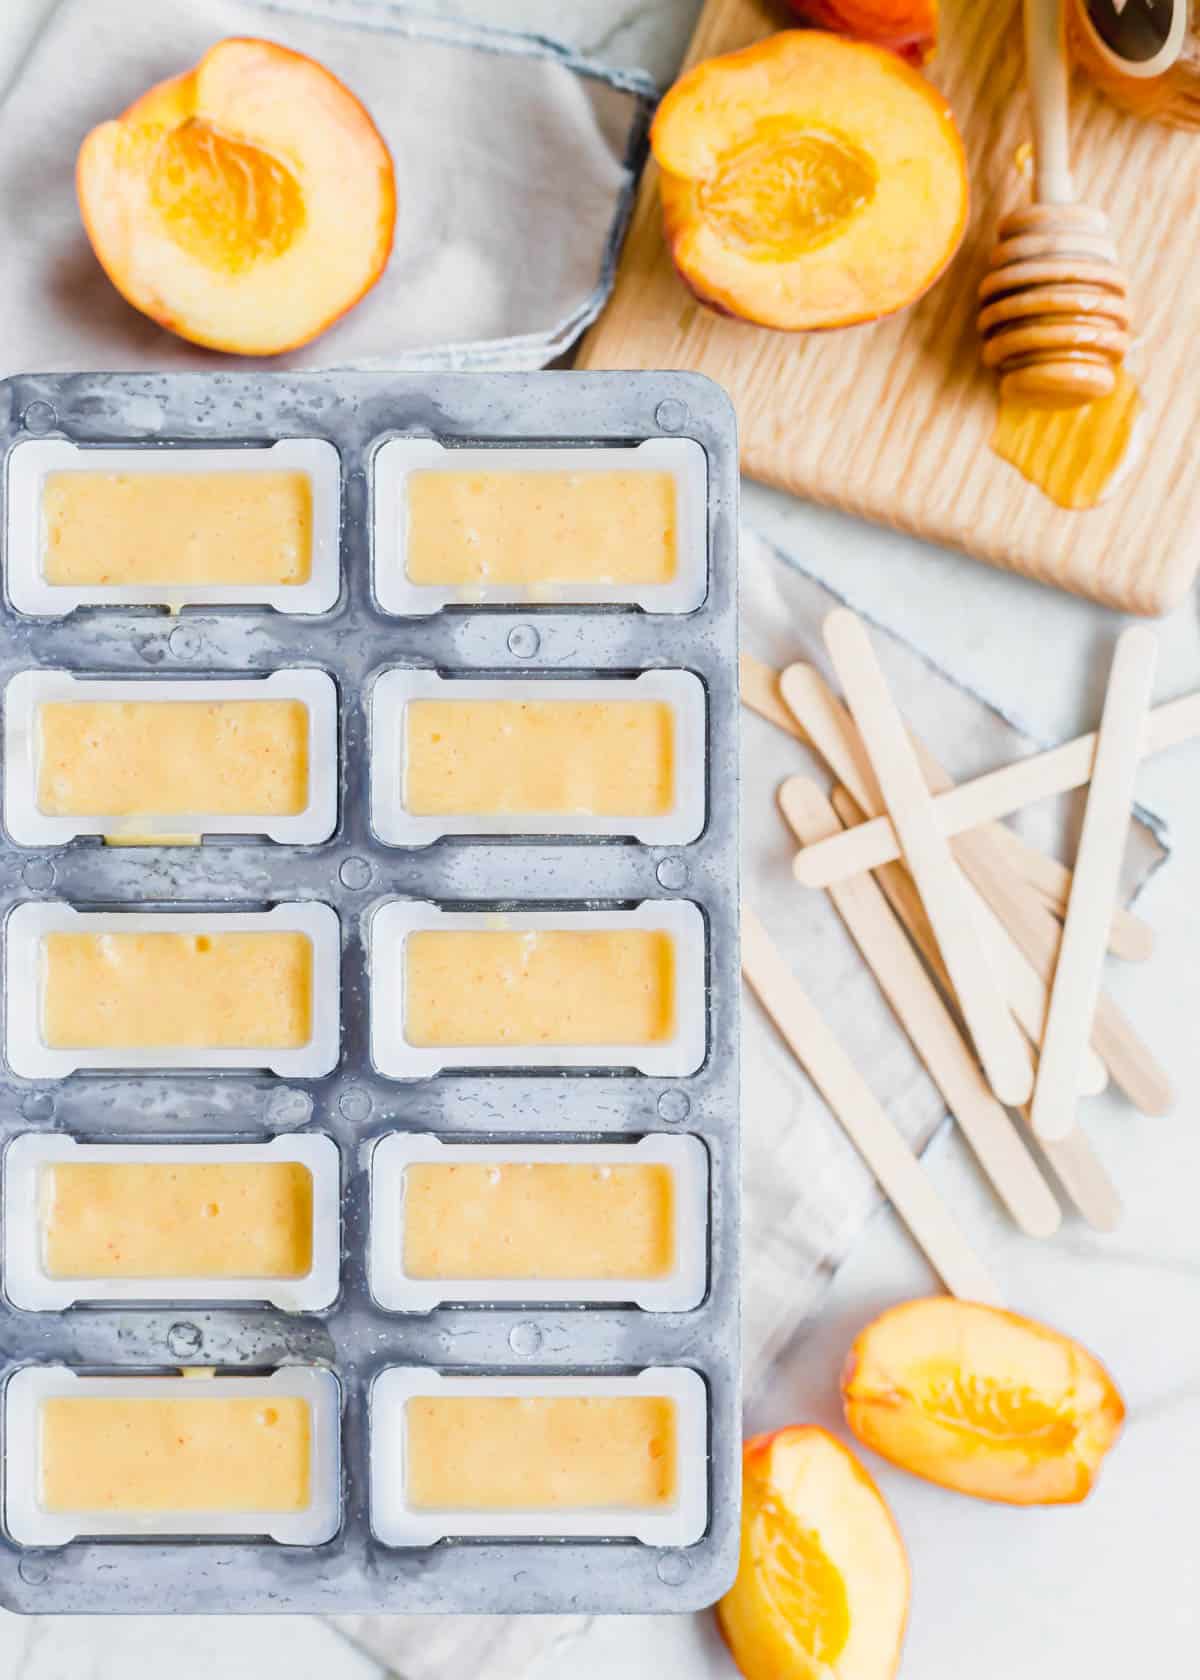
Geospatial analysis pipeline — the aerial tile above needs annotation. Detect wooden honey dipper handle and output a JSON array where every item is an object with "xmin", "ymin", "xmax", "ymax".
[
  {"xmin": 1027, "ymin": 0, "xmax": 1071, "ymax": 204},
  {"xmin": 977, "ymin": 0, "xmax": 1130, "ymax": 406}
]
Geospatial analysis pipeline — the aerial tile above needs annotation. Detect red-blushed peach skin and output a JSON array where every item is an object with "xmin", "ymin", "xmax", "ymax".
[
  {"xmin": 650, "ymin": 32, "xmax": 967, "ymax": 333},
  {"xmin": 77, "ymin": 37, "xmax": 396, "ymax": 356},
  {"xmin": 787, "ymin": 0, "xmax": 938, "ymax": 64},
  {"xmin": 842, "ymin": 1297, "xmax": 1125, "ymax": 1506},
  {"xmin": 717, "ymin": 1426, "xmax": 910, "ymax": 1680}
]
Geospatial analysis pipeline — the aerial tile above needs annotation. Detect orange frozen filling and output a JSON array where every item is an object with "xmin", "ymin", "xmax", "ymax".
[
  {"xmin": 42, "ymin": 931, "xmax": 313, "ymax": 1051},
  {"xmin": 403, "ymin": 928, "xmax": 676, "ymax": 1047},
  {"xmin": 403, "ymin": 699, "xmax": 675, "ymax": 817},
  {"xmin": 42, "ymin": 470, "xmax": 312, "ymax": 588},
  {"xmin": 403, "ymin": 1161, "xmax": 676, "ymax": 1280},
  {"xmin": 36, "ymin": 699, "xmax": 309, "ymax": 818},
  {"xmin": 40, "ymin": 1394, "xmax": 311, "ymax": 1513},
  {"xmin": 405, "ymin": 1395, "xmax": 678, "ymax": 1510},
  {"xmin": 43, "ymin": 1161, "xmax": 313, "ymax": 1279},
  {"xmin": 405, "ymin": 470, "xmax": 677, "ymax": 588}
]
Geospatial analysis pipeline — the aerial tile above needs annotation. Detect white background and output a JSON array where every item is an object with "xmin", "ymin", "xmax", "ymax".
[{"xmin": 1, "ymin": 0, "xmax": 1197, "ymax": 1673}]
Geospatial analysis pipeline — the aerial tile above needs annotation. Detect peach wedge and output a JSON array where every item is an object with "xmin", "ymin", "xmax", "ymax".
[
  {"xmin": 787, "ymin": 0, "xmax": 939, "ymax": 64},
  {"xmin": 718, "ymin": 1427, "xmax": 910, "ymax": 1680},
  {"xmin": 77, "ymin": 37, "xmax": 396, "ymax": 355},
  {"xmin": 651, "ymin": 32, "xmax": 967, "ymax": 331},
  {"xmin": 842, "ymin": 1298, "xmax": 1125, "ymax": 1505}
]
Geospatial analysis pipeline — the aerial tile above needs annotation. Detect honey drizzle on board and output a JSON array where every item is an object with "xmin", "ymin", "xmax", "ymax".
[{"xmin": 991, "ymin": 368, "xmax": 1143, "ymax": 510}]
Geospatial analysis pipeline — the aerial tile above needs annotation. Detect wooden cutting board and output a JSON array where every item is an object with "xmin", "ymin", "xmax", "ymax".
[{"xmin": 577, "ymin": 0, "xmax": 1200, "ymax": 614}]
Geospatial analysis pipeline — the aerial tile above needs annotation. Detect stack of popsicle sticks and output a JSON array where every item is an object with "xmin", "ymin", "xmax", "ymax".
[
  {"xmin": 1028, "ymin": 629, "xmax": 1158, "ymax": 1146},
  {"xmin": 742, "ymin": 907, "xmax": 1007, "ymax": 1307},
  {"xmin": 740, "ymin": 613, "xmax": 1196, "ymax": 1297},
  {"xmin": 777, "ymin": 778, "xmax": 1062, "ymax": 1243}
]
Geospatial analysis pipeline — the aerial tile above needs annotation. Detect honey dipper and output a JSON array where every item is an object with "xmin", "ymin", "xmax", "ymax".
[{"xmin": 978, "ymin": 0, "xmax": 1130, "ymax": 406}]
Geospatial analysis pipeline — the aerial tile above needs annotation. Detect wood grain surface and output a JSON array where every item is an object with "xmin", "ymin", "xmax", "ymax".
[{"xmin": 577, "ymin": 0, "xmax": 1200, "ymax": 614}]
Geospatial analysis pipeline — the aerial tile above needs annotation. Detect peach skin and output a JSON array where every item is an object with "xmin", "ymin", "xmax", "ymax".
[
  {"xmin": 843, "ymin": 1298, "xmax": 1125, "ymax": 1505},
  {"xmin": 787, "ymin": 0, "xmax": 938, "ymax": 63}
]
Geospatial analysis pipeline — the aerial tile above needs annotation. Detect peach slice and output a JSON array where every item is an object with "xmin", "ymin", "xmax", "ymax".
[
  {"xmin": 717, "ymin": 1427, "xmax": 909, "ymax": 1680},
  {"xmin": 842, "ymin": 1298, "xmax": 1125, "ymax": 1505},
  {"xmin": 651, "ymin": 32, "xmax": 968, "ymax": 332},
  {"xmin": 788, "ymin": 1, "xmax": 939, "ymax": 64},
  {"xmin": 77, "ymin": 37, "xmax": 396, "ymax": 355}
]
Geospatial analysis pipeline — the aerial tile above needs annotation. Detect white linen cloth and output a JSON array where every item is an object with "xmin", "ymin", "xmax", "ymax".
[
  {"xmin": 0, "ymin": 0, "xmax": 653, "ymax": 374},
  {"xmin": 0, "ymin": 7, "xmax": 1165, "ymax": 1671}
]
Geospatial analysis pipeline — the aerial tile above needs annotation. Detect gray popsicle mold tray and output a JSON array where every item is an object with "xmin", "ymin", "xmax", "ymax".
[{"xmin": 0, "ymin": 369, "xmax": 740, "ymax": 1614}]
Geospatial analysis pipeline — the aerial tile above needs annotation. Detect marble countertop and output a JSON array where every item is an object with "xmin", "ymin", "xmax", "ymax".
[{"xmin": 1, "ymin": 2, "xmax": 1197, "ymax": 1674}]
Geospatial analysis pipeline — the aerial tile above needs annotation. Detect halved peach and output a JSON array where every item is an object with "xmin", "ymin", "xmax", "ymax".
[
  {"xmin": 717, "ymin": 1427, "xmax": 909, "ymax": 1680},
  {"xmin": 77, "ymin": 37, "xmax": 396, "ymax": 355},
  {"xmin": 788, "ymin": 1, "xmax": 938, "ymax": 64},
  {"xmin": 651, "ymin": 32, "xmax": 968, "ymax": 331},
  {"xmin": 842, "ymin": 1298, "xmax": 1125, "ymax": 1505}
]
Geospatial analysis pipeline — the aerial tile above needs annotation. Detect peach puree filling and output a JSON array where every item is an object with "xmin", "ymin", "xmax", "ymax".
[
  {"xmin": 405, "ymin": 470, "xmax": 677, "ymax": 588},
  {"xmin": 402, "ymin": 1161, "xmax": 676, "ymax": 1280},
  {"xmin": 41, "ymin": 931, "xmax": 312, "ymax": 1051},
  {"xmin": 405, "ymin": 1395, "xmax": 678, "ymax": 1511},
  {"xmin": 40, "ymin": 1394, "xmax": 311, "ymax": 1513},
  {"xmin": 403, "ymin": 929, "xmax": 676, "ymax": 1047},
  {"xmin": 42, "ymin": 469, "xmax": 312, "ymax": 587},
  {"xmin": 43, "ymin": 1161, "xmax": 314, "ymax": 1279},
  {"xmin": 403, "ymin": 699, "xmax": 675, "ymax": 817}
]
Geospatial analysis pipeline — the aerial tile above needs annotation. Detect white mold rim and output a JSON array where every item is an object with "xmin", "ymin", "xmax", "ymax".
[
  {"xmin": 367, "ymin": 898, "xmax": 707, "ymax": 1080},
  {"xmin": 4, "ymin": 437, "xmax": 341, "ymax": 616},
  {"xmin": 3, "ymin": 900, "xmax": 342, "ymax": 1080},
  {"xmin": 368, "ymin": 1130, "xmax": 708, "ymax": 1313},
  {"xmin": 1, "ymin": 666, "xmax": 339, "ymax": 847},
  {"xmin": 371, "ymin": 436, "xmax": 708, "ymax": 616},
  {"xmin": 3, "ymin": 1363, "xmax": 341, "ymax": 1546},
  {"xmin": 368, "ymin": 1364, "xmax": 708, "ymax": 1547},
  {"xmin": 2, "ymin": 1131, "xmax": 341, "ymax": 1313},
  {"xmin": 368, "ymin": 666, "xmax": 707, "ymax": 847}
]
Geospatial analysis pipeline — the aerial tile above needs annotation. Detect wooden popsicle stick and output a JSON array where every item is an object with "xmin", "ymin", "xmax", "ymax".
[
  {"xmin": 793, "ymin": 689, "xmax": 1200, "ymax": 887},
  {"xmin": 778, "ymin": 661, "xmax": 1149, "ymax": 962},
  {"xmin": 780, "ymin": 778, "xmax": 1061, "ymax": 1238},
  {"xmin": 901, "ymin": 719, "xmax": 1151, "ymax": 965},
  {"xmin": 779, "ymin": 660, "xmax": 1133, "ymax": 1102},
  {"xmin": 822, "ymin": 610, "xmax": 1034, "ymax": 1107},
  {"xmin": 779, "ymin": 661, "xmax": 1064, "ymax": 1071},
  {"xmin": 779, "ymin": 662, "xmax": 884, "ymax": 816},
  {"xmin": 1022, "ymin": 1117, "xmax": 1122, "ymax": 1233},
  {"xmin": 831, "ymin": 784, "xmax": 1123, "ymax": 1232},
  {"xmin": 1030, "ymin": 629, "xmax": 1159, "ymax": 1142},
  {"xmin": 974, "ymin": 846, "xmax": 1172, "ymax": 1115},
  {"xmin": 828, "ymin": 787, "xmax": 1103, "ymax": 1097},
  {"xmin": 739, "ymin": 652, "xmax": 809, "ymax": 743},
  {"xmin": 741, "ymin": 905, "xmax": 1005, "ymax": 1305},
  {"xmin": 968, "ymin": 873, "xmax": 1108, "ymax": 1097},
  {"xmin": 982, "ymin": 823, "xmax": 1153, "ymax": 963},
  {"xmin": 793, "ymin": 656, "xmax": 1150, "ymax": 1107}
]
